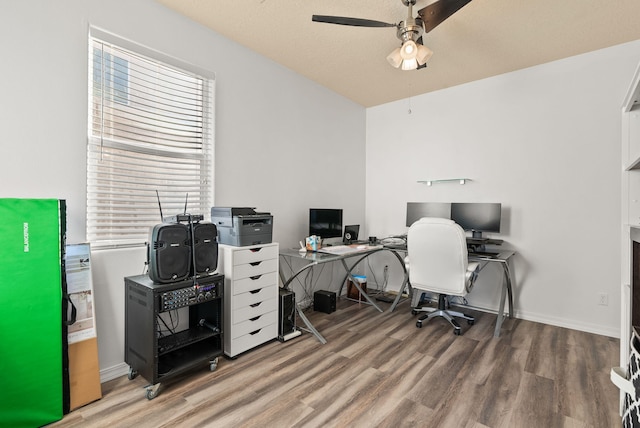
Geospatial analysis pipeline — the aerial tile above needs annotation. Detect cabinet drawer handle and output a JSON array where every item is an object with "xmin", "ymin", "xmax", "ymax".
[
  {"xmin": 250, "ymin": 261, "xmax": 262, "ymax": 267},
  {"xmin": 249, "ymin": 328, "xmax": 262, "ymax": 335},
  {"xmin": 250, "ymin": 302, "xmax": 262, "ymax": 308},
  {"xmin": 250, "ymin": 315, "xmax": 262, "ymax": 322},
  {"xmin": 250, "ymin": 275, "xmax": 262, "ymax": 280},
  {"xmin": 250, "ymin": 248, "xmax": 263, "ymax": 253},
  {"xmin": 249, "ymin": 288, "xmax": 262, "ymax": 294}
]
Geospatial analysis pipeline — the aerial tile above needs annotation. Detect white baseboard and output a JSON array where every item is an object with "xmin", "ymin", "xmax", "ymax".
[
  {"xmin": 100, "ymin": 362, "xmax": 129, "ymax": 383},
  {"xmin": 514, "ymin": 309, "xmax": 620, "ymax": 338},
  {"xmin": 453, "ymin": 301, "xmax": 620, "ymax": 338}
]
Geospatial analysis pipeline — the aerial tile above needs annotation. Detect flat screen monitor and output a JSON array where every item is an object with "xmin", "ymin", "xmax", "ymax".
[
  {"xmin": 450, "ymin": 203, "xmax": 501, "ymax": 238},
  {"xmin": 309, "ymin": 208, "xmax": 343, "ymax": 239},
  {"xmin": 406, "ymin": 202, "xmax": 451, "ymax": 227}
]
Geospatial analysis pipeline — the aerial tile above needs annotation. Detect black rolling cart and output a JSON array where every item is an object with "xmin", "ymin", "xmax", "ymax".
[{"xmin": 124, "ymin": 273, "xmax": 224, "ymax": 400}]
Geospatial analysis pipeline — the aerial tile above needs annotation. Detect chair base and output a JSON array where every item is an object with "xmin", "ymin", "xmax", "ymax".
[{"xmin": 412, "ymin": 295, "xmax": 474, "ymax": 335}]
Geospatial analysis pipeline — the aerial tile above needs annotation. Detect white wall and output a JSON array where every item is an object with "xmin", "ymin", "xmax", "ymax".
[
  {"xmin": 0, "ymin": 0, "xmax": 365, "ymax": 380},
  {"xmin": 366, "ymin": 40, "xmax": 640, "ymax": 337}
]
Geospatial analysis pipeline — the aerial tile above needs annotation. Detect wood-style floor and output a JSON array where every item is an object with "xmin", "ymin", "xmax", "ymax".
[{"xmin": 50, "ymin": 298, "xmax": 621, "ymax": 428}]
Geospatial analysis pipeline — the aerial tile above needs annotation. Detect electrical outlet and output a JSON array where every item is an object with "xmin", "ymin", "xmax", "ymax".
[{"xmin": 598, "ymin": 292, "xmax": 609, "ymax": 306}]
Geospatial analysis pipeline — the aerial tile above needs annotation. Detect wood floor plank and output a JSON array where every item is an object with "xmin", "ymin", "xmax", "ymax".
[
  {"xmin": 48, "ymin": 299, "xmax": 621, "ymax": 428},
  {"xmin": 507, "ymin": 372, "xmax": 564, "ymax": 428},
  {"xmin": 524, "ymin": 322, "xmax": 561, "ymax": 379}
]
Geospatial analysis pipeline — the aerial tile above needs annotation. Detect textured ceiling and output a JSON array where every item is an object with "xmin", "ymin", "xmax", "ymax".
[{"xmin": 156, "ymin": 0, "xmax": 640, "ymax": 107}]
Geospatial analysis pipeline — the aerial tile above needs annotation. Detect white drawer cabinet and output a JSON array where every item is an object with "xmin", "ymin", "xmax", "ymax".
[{"xmin": 219, "ymin": 243, "xmax": 279, "ymax": 358}]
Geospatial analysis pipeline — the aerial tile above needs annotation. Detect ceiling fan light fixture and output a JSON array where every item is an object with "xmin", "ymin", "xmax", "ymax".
[
  {"xmin": 401, "ymin": 58, "xmax": 418, "ymax": 71},
  {"xmin": 416, "ymin": 43, "xmax": 433, "ymax": 65},
  {"xmin": 386, "ymin": 47, "xmax": 403, "ymax": 68},
  {"xmin": 400, "ymin": 40, "xmax": 418, "ymax": 60}
]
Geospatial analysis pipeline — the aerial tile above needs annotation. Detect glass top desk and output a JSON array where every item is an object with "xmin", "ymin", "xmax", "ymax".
[
  {"xmin": 279, "ymin": 245, "xmax": 409, "ymax": 344},
  {"xmin": 279, "ymin": 245, "xmax": 515, "ymax": 341}
]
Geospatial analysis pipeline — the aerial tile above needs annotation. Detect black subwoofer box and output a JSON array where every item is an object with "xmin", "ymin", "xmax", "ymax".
[{"xmin": 313, "ymin": 290, "xmax": 336, "ymax": 314}]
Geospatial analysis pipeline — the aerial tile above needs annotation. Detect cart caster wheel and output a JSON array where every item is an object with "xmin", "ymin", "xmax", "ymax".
[
  {"xmin": 210, "ymin": 357, "xmax": 219, "ymax": 372},
  {"xmin": 453, "ymin": 329, "xmax": 461, "ymax": 336},
  {"xmin": 467, "ymin": 319, "xmax": 475, "ymax": 325},
  {"xmin": 128, "ymin": 367, "xmax": 138, "ymax": 380},
  {"xmin": 416, "ymin": 321, "xmax": 422, "ymax": 328},
  {"xmin": 145, "ymin": 383, "xmax": 161, "ymax": 400}
]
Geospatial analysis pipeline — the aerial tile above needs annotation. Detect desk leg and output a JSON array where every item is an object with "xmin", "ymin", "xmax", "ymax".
[
  {"xmin": 494, "ymin": 275, "xmax": 507, "ymax": 338},
  {"xmin": 390, "ymin": 277, "xmax": 410, "ymax": 312},
  {"xmin": 388, "ymin": 249, "xmax": 411, "ymax": 312},
  {"xmin": 493, "ymin": 259, "xmax": 515, "ymax": 338},
  {"xmin": 278, "ymin": 257, "xmax": 328, "ymax": 344},
  {"xmin": 295, "ymin": 304, "xmax": 327, "ymax": 344},
  {"xmin": 504, "ymin": 260, "xmax": 514, "ymax": 319}
]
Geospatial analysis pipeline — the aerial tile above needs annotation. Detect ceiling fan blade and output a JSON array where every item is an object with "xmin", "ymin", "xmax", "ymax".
[
  {"xmin": 312, "ymin": 15, "xmax": 396, "ymax": 28},
  {"xmin": 417, "ymin": 0, "xmax": 472, "ymax": 33}
]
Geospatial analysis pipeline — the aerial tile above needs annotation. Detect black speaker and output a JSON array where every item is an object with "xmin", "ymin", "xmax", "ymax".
[
  {"xmin": 314, "ymin": 290, "xmax": 336, "ymax": 314},
  {"xmin": 148, "ymin": 223, "xmax": 191, "ymax": 283},
  {"xmin": 191, "ymin": 222, "xmax": 218, "ymax": 275},
  {"xmin": 279, "ymin": 288, "xmax": 296, "ymax": 339},
  {"xmin": 343, "ymin": 225, "xmax": 360, "ymax": 244}
]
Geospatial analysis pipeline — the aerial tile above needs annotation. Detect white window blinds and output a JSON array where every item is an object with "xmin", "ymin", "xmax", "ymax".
[{"xmin": 87, "ymin": 35, "xmax": 214, "ymax": 248}]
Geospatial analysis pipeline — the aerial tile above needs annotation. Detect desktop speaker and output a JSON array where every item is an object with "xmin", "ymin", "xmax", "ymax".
[
  {"xmin": 148, "ymin": 223, "xmax": 191, "ymax": 283},
  {"xmin": 343, "ymin": 225, "xmax": 360, "ymax": 244},
  {"xmin": 191, "ymin": 222, "xmax": 218, "ymax": 276},
  {"xmin": 313, "ymin": 290, "xmax": 336, "ymax": 314},
  {"xmin": 279, "ymin": 288, "xmax": 296, "ymax": 339}
]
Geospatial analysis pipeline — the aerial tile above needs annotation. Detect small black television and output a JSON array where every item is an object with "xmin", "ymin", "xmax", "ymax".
[
  {"xmin": 450, "ymin": 203, "xmax": 501, "ymax": 238},
  {"xmin": 309, "ymin": 208, "xmax": 343, "ymax": 239}
]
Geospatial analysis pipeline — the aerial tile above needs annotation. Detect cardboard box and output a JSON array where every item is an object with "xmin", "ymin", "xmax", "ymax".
[
  {"xmin": 347, "ymin": 275, "xmax": 367, "ymax": 301},
  {"xmin": 68, "ymin": 337, "xmax": 102, "ymax": 410}
]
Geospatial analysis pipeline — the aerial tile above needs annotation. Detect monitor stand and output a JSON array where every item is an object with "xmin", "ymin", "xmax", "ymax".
[{"xmin": 471, "ymin": 230, "xmax": 483, "ymax": 239}]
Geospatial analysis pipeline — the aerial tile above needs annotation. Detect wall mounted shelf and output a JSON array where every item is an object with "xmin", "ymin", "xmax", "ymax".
[{"xmin": 418, "ymin": 178, "xmax": 470, "ymax": 186}]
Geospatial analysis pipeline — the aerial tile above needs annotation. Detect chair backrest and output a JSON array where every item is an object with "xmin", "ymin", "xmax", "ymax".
[{"xmin": 407, "ymin": 217, "xmax": 470, "ymax": 296}]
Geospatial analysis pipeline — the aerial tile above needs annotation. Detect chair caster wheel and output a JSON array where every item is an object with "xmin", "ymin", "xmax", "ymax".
[
  {"xmin": 416, "ymin": 321, "xmax": 422, "ymax": 328},
  {"xmin": 453, "ymin": 329, "xmax": 461, "ymax": 336},
  {"xmin": 411, "ymin": 310, "xmax": 418, "ymax": 316},
  {"xmin": 467, "ymin": 319, "xmax": 475, "ymax": 325}
]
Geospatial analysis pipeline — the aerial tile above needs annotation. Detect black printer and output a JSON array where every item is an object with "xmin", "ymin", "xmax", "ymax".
[{"xmin": 210, "ymin": 207, "xmax": 273, "ymax": 246}]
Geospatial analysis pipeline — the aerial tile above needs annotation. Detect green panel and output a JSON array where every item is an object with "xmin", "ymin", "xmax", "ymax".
[{"xmin": 0, "ymin": 199, "xmax": 64, "ymax": 427}]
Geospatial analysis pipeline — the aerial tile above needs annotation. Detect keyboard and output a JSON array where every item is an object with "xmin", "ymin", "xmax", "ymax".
[{"xmin": 469, "ymin": 251, "xmax": 499, "ymax": 258}]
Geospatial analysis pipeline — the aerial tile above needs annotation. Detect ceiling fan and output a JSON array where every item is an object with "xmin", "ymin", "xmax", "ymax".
[{"xmin": 312, "ymin": 0, "xmax": 472, "ymax": 71}]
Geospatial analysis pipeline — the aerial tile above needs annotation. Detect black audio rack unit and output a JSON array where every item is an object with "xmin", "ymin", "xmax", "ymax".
[{"xmin": 124, "ymin": 273, "xmax": 224, "ymax": 400}]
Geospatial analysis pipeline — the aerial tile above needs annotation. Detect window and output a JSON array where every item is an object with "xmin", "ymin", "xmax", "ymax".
[{"xmin": 87, "ymin": 32, "xmax": 214, "ymax": 248}]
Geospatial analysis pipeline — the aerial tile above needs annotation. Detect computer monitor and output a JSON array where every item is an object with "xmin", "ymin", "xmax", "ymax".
[
  {"xmin": 309, "ymin": 208, "xmax": 343, "ymax": 239},
  {"xmin": 406, "ymin": 202, "xmax": 451, "ymax": 227},
  {"xmin": 450, "ymin": 203, "xmax": 501, "ymax": 238}
]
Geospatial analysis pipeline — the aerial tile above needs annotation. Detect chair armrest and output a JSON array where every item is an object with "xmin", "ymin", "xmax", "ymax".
[{"xmin": 465, "ymin": 262, "xmax": 480, "ymax": 293}]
